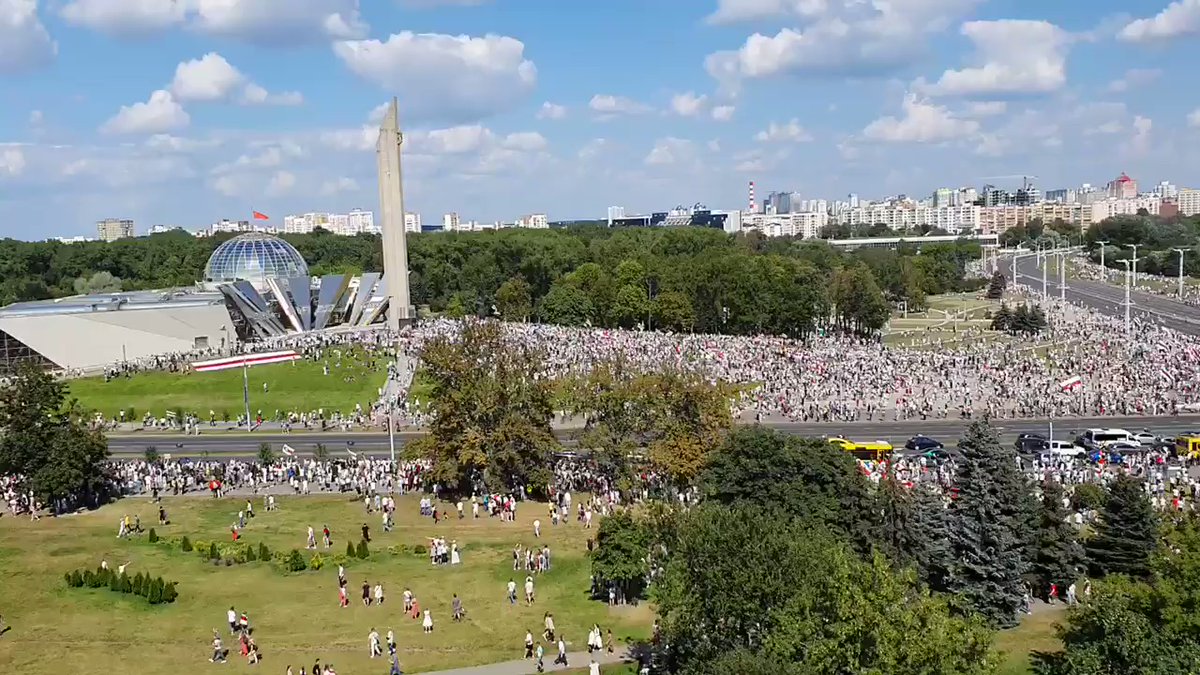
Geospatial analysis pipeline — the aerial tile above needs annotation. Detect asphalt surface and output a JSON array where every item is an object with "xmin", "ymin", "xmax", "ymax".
[
  {"xmin": 1009, "ymin": 255, "xmax": 1200, "ymax": 335},
  {"xmin": 107, "ymin": 414, "xmax": 1200, "ymax": 458}
]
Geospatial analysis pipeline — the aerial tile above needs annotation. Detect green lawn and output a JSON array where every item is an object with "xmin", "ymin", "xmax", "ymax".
[
  {"xmin": 995, "ymin": 606, "xmax": 1066, "ymax": 674},
  {"xmin": 69, "ymin": 347, "xmax": 389, "ymax": 420},
  {"xmin": 0, "ymin": 493, "xmax": 653, "ymax": 675}
]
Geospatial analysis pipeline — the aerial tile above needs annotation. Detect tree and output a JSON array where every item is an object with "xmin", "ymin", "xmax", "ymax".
[
  {"xmin": 589, "ymin": 510, "xmax": 650, "ymax": 603},
  {"xmin": 0, "ymin": 362, "xmax": 110, "ymax": 509},
  {"xmin": 144, "ymin": 446, "xmax": 159, "ymax": 465},
  {"xmin": 831, "ymin": 263, "xmax": 890, "ymax": 335},
  {"xmin": 946, "ymin": 420, "xmax": 1030, "ymax": 627},
  {"xmin": 654, "ymin": 505, "xmax": 996, "ymax": 674},
  {"xmin": 257, "ymin": 442, "xmax": 275, "ymax": 466},
  {"xmin": 72, "ymin": 271, "xmax": 122, "ymax": 295},
  {"xmin": 1086, "ymin": 474, "xmax": 1158, "ymax": 578},
  {"xmin": 986, "ymin": 271, "xmax": 1007, "ymax": 299},
  {"xmin": 537, "ymin": 282, "xmax": 593, "ymax": 326},
  {"xmin": 612, "ymin": 284, "xmax": 649, "ymax": 328},
  {"xmin": 879, "ymin": 478, "xmax": 954, "ymax": 592},
  {"xmin": 408, "ymin": 320, "xmax": 558, "ymax": 497},
  {"xmin": 494, "ymin": 275, "xmax": 532, "ymax": 322},
  {"xmin": 1032, "ymin": 480, "xmax": 1086, "ymax": 598},
  {"xmin": 700, "ymin": 428, "xmax": 877, "ymax": 553},
  {"xmin": 313, "ymin": 443, "xmax": 330, "ymax": 461},
  {"xmin": 654, "ymin": 290, "xmax": 696, "ymax": 332},
  {"xmin": 644, "ymin": 370, "xmax": 733, "ymax": 490}
]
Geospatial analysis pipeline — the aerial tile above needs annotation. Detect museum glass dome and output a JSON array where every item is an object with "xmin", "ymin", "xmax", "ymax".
[{"xmin": 204, "ymin": 232, "xmax": 309, "ymax": 286}]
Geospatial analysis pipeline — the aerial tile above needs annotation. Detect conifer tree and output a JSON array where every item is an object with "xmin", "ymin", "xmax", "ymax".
[
  {"xmin": 946, "ymin": 420, "xmax": 1028, "ymax": 627},
  {"xmin": 1032, "ymin": 481, "xmax": 1085, "ymax": 597},
  {"xmin": 1086, "ymin": 474, "xmax": 1158, "ymax": 578}
]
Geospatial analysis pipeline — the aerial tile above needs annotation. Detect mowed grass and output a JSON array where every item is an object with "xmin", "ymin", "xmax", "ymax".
[
  {"xmin": 995, "ymin": 606, "xmax": 1066, "ymax": 674},
  {"xmin": 0, "ymin": 494, "xmax": 652, "ymax": 675},
  {"xmin": 69, "ymin": 347, "xmax": 389, "ymax": 420}
]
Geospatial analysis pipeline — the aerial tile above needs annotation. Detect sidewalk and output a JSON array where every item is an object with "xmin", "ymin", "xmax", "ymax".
[{"xmin": 417, "ymin": 649, "xmax": 630, "ymax": 675}]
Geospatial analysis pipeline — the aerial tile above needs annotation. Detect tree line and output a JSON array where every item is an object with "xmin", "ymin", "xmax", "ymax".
[
  {"xmin": 0, "ymin": 226, "xmax": 983, "ymax": 337},
  {"xmin": 1084, "ymin": 214, "xmax": 1200, "ymax": 278}
]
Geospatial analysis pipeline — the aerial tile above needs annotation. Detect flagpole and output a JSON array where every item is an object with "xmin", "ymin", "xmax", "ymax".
[{"xmin": 243, "ymin": 357, "xmax": 252, "ymax": 431}]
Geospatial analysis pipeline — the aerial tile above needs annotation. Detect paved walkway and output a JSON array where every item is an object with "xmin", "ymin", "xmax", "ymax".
[{"xmin": 418, "ymin": 649, "xmax": 631, "ymax": 675}]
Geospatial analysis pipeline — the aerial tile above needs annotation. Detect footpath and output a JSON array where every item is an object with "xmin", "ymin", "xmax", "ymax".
[{"xmin": 418, "ymin": 649, "xmax": 631, "ymax": 675}]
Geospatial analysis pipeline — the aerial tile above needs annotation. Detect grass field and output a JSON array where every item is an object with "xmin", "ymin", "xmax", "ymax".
[
  {"xmin": 995, "ymin": 606, "xmax": 1066, "ymax": 674},
  {"xmin": 69, "ymin": 347, "xmax": 389, "ymax": 420},
  {"xmin": 0, "ymin": 494, "xmax": 652, "ymax": 675}
]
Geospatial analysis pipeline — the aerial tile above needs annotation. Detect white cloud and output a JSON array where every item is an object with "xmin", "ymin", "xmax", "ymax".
[
  {"xmin": 966, "ymin": 101, "xmax": 1007, "ymax": 117},
  {"xmin": 417, "ymin": 125, "xmax": 495, "ymax": 154},
  {"xmin": 170, "ymin": 53, "xmax": 302, "ymax": 106},
  {"xmin": 265, "ymin": 170, "xmax": 296, "ymax": 196},
  {"xmin": 705, "ymin": 0, "xmax": 979, "ymax": 88},
  {"xmin": 320, "ymin": 126, "xmax": 377, "ymax": 152},
  {"xmin": 918, "ymin": 20, "xmax": 1069, "ymax": 96},
  {"xmin": 61, "ymin": 0, "xmax": 366, "ymax": 43},
  {"xmin": 29, "ymin": 109, "xmax": 43, "ymax": 125},
  {"xmin": 536, "ymin": 102, "xmax": 566, "ymax": 120},
  {"xmin": 1129, "ymin": 115, "xmax": 1153, "ymax": 153},
  {"xmin": 707, "ymin": 0, "xmax": 828, "ymax": 24},
  {"xmin": 670, "ymin": 91, "xmax": 708, "ymax": 117},
  {"xmin": 170, "ymin": 52, "xmax": 244, "ymax": 102},
  {"xmin": 0, "ymin": 147, "xmax": 26, "ymax": 176},
  {"xmin": 1119, "ymin": 0, "xmax": 1200, "ymax": 42},
  {"xmin": 320, "ymin": 176, "xmax": 359, "ymax": 196},
  {"xmin": 711, "ymin": 105, "xmax": 736, "ymax": 121},
  {"xmin": 755, "ymin": 119, "xmax": 812, "ymax": 143},
  {"xmin": 645, "ymin": 137, "xmax": 696, "ymax": 166},
  {"xmin": 578, "ymin": 138, "xmax": 609, "ymax": 160},
  {"xmin": 0, "ymin": 0, "xmax": 57, "ymax": 73},
  {"xmin": 1106, "ymin": 68, "xmax": 1162, "ymax": 93},
  {"xmin": 862, "ymin": 94, "xmax": 979, "ymax": 142},
  {"xmin": 101, "ymin": 90, "xmax": 190, "ymax": 135},
  {"xmin": 334, "ymin": 32, "xmax": 537, "ymax": 123},
  {"xmin": 501, "ymin": 131, "xmax": 548, "ymax": 152},
  {"xmin": 211, "ymin": 174, "xmax": 240, "ymax": 197},
  {"xmin": 589, "ymin": 94, "xmax": 653, "ymax": 117},
  {"xmin": 1189, "ymin": 109, "xmax": 1200, "ymax": 127}
]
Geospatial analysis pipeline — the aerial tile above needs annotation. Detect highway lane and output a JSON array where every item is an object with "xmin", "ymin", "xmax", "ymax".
[
  {"xmin": 106, "ymin": 414, "xmax": 1200, "ymax": 458},
  {"xmin": 1008, "ymin": 255, "xmax": 1200, "ymax": 336}
]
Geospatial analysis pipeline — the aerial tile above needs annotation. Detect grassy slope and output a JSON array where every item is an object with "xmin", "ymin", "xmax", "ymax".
[
  {"xmin": 69, "ymin": 347, "xmax": 388, "ymax": 420},
  {"xmin": 0, "ymin": 494, "xmax": 652, "ymax": 675}
]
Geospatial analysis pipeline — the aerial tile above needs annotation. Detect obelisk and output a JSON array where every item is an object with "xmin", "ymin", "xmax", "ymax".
[{"xmin": 376, "ymin": 97, "xmax": 412, "ymax": 329}]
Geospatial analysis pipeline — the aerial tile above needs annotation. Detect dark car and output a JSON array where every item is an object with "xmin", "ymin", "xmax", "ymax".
[
  {"xmin": 905, "ymin": 435, "xmax": 944, "ymax": 451},
  {"xmin": 1014, "ymin": 433, "xmax": 1048, "ymax": 454}
]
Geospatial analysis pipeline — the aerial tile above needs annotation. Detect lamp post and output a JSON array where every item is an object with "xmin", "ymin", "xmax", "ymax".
[
  {"xmin": 1058, "ymin": 251, "xmax": 1066, "ymax": 301},
  {"xmin": 1174, "ymin": 248, "xmax": 1187, "ymax": 299},
  {"xmin": 1042, "ymin": 247, "xmax": 1048, "ymax": 300},
  {"xmin": 1095, "ymin": 240, "xmax": 1108, "ymax": 282},
  {"xmin": 1125, "ymin": 243, "xmax": 1139, "ymax": 286},
  {"xmin": 1118, "ymin": 259, "xmax": 1132, "ymax": 334}
]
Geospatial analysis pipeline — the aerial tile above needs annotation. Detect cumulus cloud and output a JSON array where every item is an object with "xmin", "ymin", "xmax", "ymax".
[
  {"xmin": 966, "ymin": 101, "xmax": 1007, "ymax": 117},
  {"xmin": 1, "ymin": 146, "xmax": 27, "ymax": 176},
  {"xmin": 320, "ymin": 176, "xmax": 359, "ymax": 196},
  {"xmin": 1119, "ymin": 0, "xmax": 1200, "ymax": 42},
  {"xmin": 101, "ymin": 90, "xmax": 190, "ymax": 135},
  {"xmin": 644, "ymin": 137, "xmax": 696, "ymax": 166},
  {"xmin": 707, "ymin": 0, "xmax": 829, "ymax": 24},
  {"xmin": 168, "ymin": 53, "xmax": 303, "ymax": 107},
  {"xmin": 1189, "ymin": 109, "xmax": 1200, "ymax": 127},
  {"xmin": 265, "ymin": 170, "xmax": 296, "ymax": 196},
  {"xmin": 0, "ymin": 0, "xmax": 57, "ymax": 73},
  {"xmin": 705, "ymin": 0, "xmax": 979, "ymax": 88},
  {"xmin": 862, "ymin": 95, "xmax": 979, "ymax": 142},
  {"xmin": 711, "ymin": 105, "xmax": 736, "ymax": 121},
  {"xmin": 754, "ymin": 119, "xmax": 812, "ymax": 142},
  {"xmin": 589, "ymin": 94, "xmax": 653, "ymax": 117},
  {"xmin": 918, "ymin": 20, "xmax": 1069, "ymax": 96},
  {"xmin": 536, "ymin": 102, "xmax": 567, "ymax": 120},
  {"xmin": 60, "ymin": 0, "xmax": 366, "ymax": 43},
  {"xmin": 1106, "ymin": 68, "xmax": 1162, "ymax": 93},
  {"xmin": 670, "ymin": 92, "xmax": 708, "ymax": 117},
  {"xmin": 334, "ymin": 32, "xmax": 537, "ymax": 123}
]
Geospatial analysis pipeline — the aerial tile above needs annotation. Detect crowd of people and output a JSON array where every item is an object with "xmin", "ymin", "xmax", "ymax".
[{"xmin": 1070, "ymin": 253, "xmax": 1200, "ymax": 308}]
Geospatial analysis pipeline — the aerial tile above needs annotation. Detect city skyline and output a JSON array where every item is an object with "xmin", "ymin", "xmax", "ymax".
[{"xmin": 2, "ymin": 0, "xmax": 1200, "ymax": 238}]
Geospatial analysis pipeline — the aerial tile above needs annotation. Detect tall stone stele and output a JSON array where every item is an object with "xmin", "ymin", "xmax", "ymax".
[{"xmin": 376, "ymin": 97, "xmax": 414, "ymax": 328}]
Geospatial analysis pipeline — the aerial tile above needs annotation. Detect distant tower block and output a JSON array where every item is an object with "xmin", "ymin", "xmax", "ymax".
[
  {"xmin": 375, "ymin": 97, "xmax": 414, "ymax": 329},
  {"xmin": 748, "ymin": 181, "xmax": 756, "ymax": 214}
]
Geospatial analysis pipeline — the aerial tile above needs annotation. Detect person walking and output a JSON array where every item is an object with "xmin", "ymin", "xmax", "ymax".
[
  {"xmin": 421, "ymin": 609, "xmax": 433, "ymax": 634},
  {"xmin": 555, "ymin": 637, "xmax": 567, "ymax": 666},
  {"xmin": 369, "ymin": 628, "xmax": 382, "ymax": 658},
  {"xmin": 209, "ymin": 632, "xmax": 225, "ymax": 663},
  {"xmin": 524, "ymin": 631, "xmax": 534, "ymax": 659}
]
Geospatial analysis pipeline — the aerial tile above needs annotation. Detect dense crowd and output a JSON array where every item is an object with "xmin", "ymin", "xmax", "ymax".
[{"xmin": 1071, "ymin": 253, "xmax": 1200, "ymax": 307}]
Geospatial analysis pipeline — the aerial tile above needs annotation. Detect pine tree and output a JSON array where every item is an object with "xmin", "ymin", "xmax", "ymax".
[
  {"xmin": 1032, "ymin": 480, "xmax": 1085, "ymax": 597},
  {"xmin": 946, "ymin": 419, "xmax": 1028, "ymax": 627},
  {"xmin": 1086, "ymin": 474, "xmax": 1158, "ymax": 578},
  {"xmin": 991, "ymin": 304, "xmax": 1013, "ymax": 332},
  {"xmin": 910, "ymin": 484, "xmax": 955, "ymax": 592},
  {"xmin": 986, "ymin": 271, "xmax": 1006, "ymax": 300}
]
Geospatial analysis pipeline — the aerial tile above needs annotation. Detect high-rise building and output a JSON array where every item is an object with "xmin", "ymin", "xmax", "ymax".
[
  {"xmin": 442, "ymin": 212, "xmax": 460, "ymax": 231},
  {"xmin": 210, "ymin": 219, "xmax": 251, "ymax": 234},
  {"xmin": 404, "ymin": 213, "xmax": 421, "ymax": 233},
  {"xmin": 516, "ymin": 214, "xmax": 549, "ymax": 229},
  {"xmin": 933, "ymin": 188, "xmax": 955, "ymax": 208},
  {"xmin": 347, "ymin": 209, "xmax": 376, "ymax": 234},
  {"xmin": 1175, "ymin": 188, "xmax": 1200, "ymax": 216},
  {"xmin": 848, "ymin": 193, "xmax": 859, "ymax": 208},
  {"xmin": 96, "ymin": 218, "xmax": 134, "ymax": 242},
  {"xmin": 1107, "ymin": 172, "xmax": 1137, "ymax": 199},
  {"xmin": 1154, "ymin": 181, "xmax": 1178, "ymax": 199}
]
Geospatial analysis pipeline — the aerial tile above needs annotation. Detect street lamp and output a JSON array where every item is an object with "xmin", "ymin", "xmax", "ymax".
[
  {"xmin": 1173, "ymin": 248, "xmax": 1187, "ymax": 299},
  {"xmin": 1125, "ymin": 243, "xmax": 1139, "ymax": 286},
  {"xmin": 1095, "ymin": 240, "xmax": 1108, "ymax": 282},
  {"xmin": 1118, "ymin": 259, "xmax": 1132, "ymax": 334}
]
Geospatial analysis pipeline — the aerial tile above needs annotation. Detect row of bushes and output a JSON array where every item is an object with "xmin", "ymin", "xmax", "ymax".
[{"xmin": 65, "ymin": 567, "xmax": 178, "ymax": 604}]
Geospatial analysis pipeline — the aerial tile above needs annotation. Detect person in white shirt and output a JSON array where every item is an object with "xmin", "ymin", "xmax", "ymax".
[
  {"xmin": 589, "ymin": 658, "xmax": 601, "ymax": 675},
  {"xmin": 524, "ymin": 576, "xmax": 535, "ymax": 605},
  {"xmin": 374, "ymin": 583, "xmax": 384, "ymax": 605},
  {"xmin": 369, "ymin": 628, "xmax": 382, "ymax": 657},
  {"xmin": 226, "ymin": 607, "xmax": 238, "ymax": 635}
]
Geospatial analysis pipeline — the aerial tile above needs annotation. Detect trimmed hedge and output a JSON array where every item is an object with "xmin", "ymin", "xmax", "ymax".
[{"xmin": 65, "ymin": 567, "xmax": 178, "ymax": 604}]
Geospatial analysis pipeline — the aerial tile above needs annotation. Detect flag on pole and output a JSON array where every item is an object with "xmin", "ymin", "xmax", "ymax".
[
  {"xmin": 347, "ymin": 449, "xmax": 358, "ymax": 459},
  {"xmin": 281, "ymin": 444, "xmax": 296, "ymax": 457},
  {"xmin": 192, "ymin": 350, "xmax": 300, "ymax": 373},
  {"xmin": 1058, "ymin": 375, "xmax": 1083, "ymax": 392},
  {"xmin": 252, "ymin": 210, "xmax": 270, "ymax": 220}
]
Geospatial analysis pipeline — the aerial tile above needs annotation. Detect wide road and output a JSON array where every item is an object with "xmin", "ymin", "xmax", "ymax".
[
  {"xmin": 106, "ymin": 414, "xmax": 1200, "ymax": 458},
  {"xmin": 1008, "ymin": 254, "xmax": 1200, "ymax": 335}
]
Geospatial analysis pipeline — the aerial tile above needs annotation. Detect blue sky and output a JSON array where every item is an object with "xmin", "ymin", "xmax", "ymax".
[{"xmin": 2, "ymin": 0, "xmax": 1200, "ymax": 238}]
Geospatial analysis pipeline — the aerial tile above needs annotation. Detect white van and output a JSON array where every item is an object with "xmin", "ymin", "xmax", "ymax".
[
  {"xmin": 1079, "ymin": 428, "xmax": 1139, "ymax": 449},
  {"xmin": 1045, "ymin": 440, "xmax": 1087, "ymax": 458}
]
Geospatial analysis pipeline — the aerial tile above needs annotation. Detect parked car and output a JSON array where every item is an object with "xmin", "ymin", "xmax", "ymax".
[
  {"xmin": 905, "ymin": 435, "xmax": 944, "ymax": 451},
  {"xmin": 1045, "ymin": 440, "xmax": 1087, "ymax": 458},
  {"xmin": 1014, "ymin": 433, "xmax": 1048, "ymax": 454}
]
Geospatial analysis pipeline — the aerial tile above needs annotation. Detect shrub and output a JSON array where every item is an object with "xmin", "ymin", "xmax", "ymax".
[
  {"xmin": 180, "ymin": 536, "xmax": 193, "ymax": 552},
  {"xmin": 134, "ymin": 573, "xmax": 147, "ymax": 596},
  {"xmin": 413, "ymin": 544, "xmax": 428, "ymax": 556},
  {"xmin": 208, "ymin": 542, "xmax": 220, "ymax": 561},
  {"xmin": 356, "ymin": 540, "xmax": 370, "ymax": 559},
  {"xmin": 120, "ymin": 574, "xmax": 132, "ymax": 593},
  {"xmin": 329, "ymin": 554, "xmax": 352, "ymax": 567},
  {"xmin": 148, "ymin": 528, "xmax": 159, "ymax": 543},
  {"xmin": 346, "ymin": 541, "xmax": 357, "ymax": 558},
  {"xmin": 309, "ymin": 553, "xmax": 325, "ymax": 571},
  {"xmin": 245, "ymin": 545, "xmax": 257, "ymax": 562},
  {"xmin": 64, "ymin": 572, "xmax": 74, "ymax": 587},
  {"xmin": 285, "ymin": 549, "xmax": 307, "ymax": 572},
  {"xmin": 148, "ymin": 577, "xmax": 163, "ymax": 604},
  {"xmin": 162, "ymin": 582, "xmax": 178, "ymax": 603},
  {"xmin": 258, "ymin": 543, "xmax": 270, "ymax": 561},
  {"xmin": 108, "ymin": 571, "xmax": 121, "ymax": 592}
]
